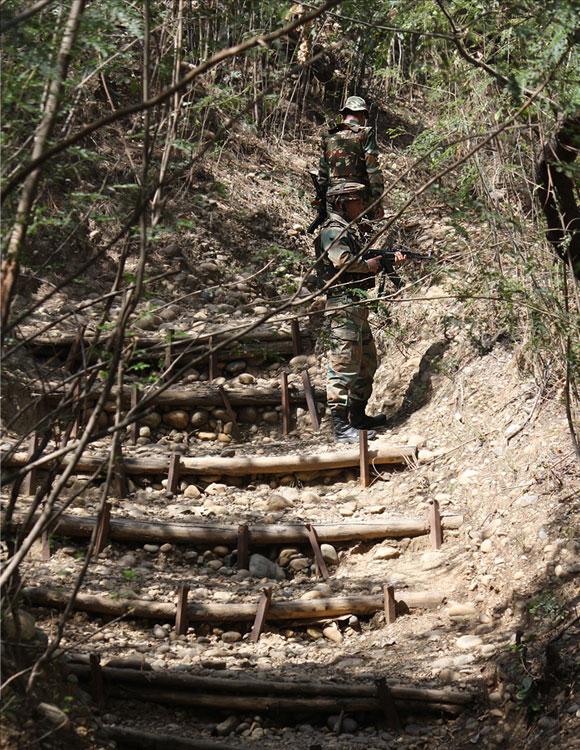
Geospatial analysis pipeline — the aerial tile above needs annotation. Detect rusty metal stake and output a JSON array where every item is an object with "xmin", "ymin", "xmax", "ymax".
[
  {"xmin": 167, "ymin": 453, "xmax": 182, "ymax": 495},
  {"xmin": 359, "ymin": 429, "xmax": 370, "ymax": 488},
  {"xmin": 218, "ymin": 385, "xmax": 240, "ymax": 440},
  {"xmin": 130, "ymin": 384, "xmax": 140, "ymax": 445},
  {"xmin": 111, "ymin": 441, "xmax": 127, "ymax": 498},
  {"xmin": 94, "ymin": 502, "xmax": 112, "ymax": 556},
  {"xmin": 291, "ymin": 319, "xmax": 301, "ymax": 357},
  {"xmin": 41, "ymin": 531, "xmax": 51, "ymax": 561},
  {"xmin": 21, "ymin": 432, "xmax": 41, "ymax": 496},
  {"xmin": 90, "ymin": 653, "xmax": 105, "ymax": 711},
  {"xmin": 175, "ymin": 584, "xmax": 190, "ymax": 636},
  {"xmin": 383, "ymin": 584, "xmax": 396, "ymax": 625},
  {"xmin": 164, "ymin": 328, "xmax": 174, "ymax": 376},
  {"xmin": 249, "ymin": 587, "xmax": 272, "ymax": 643},
  {"xmin": 237, "ymin": 523, "xmax": 250, "ymax": 571},
  {"xmin": 208, "ymin": 336, "xmax": 218, "ymax": 381},
  {"xmin": 429, "ymin": 499, "xmax": 442, "ymax": 550},
  {"xmin": 280, "ymin": 371, "xmax": 290, "ymax": 435},
  {"xmin": 301, "ymin": 370, "xmax": 320, "ymax": 431},
  {"xmin": 306, "ymin": 524, "xmax": 330, "ymax": 580},
  {"xmin": 376, "ymin": 677, "xmax": 401, "ymax": 730}
]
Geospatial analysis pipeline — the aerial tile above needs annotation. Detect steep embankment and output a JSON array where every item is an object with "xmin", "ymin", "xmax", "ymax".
[{"xmin": 4, "ymin": 110, "xmax": 578, "ymax": 750}]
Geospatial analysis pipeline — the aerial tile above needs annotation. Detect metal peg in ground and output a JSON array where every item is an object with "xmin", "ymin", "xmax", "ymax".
[
  {"xmin": 249, "ymin": 587, "xmax": 272, "ymax": 642},
  {"xmin": 166, "ymin": 453, "xmax": 182, "ymax": 495},
  {"xmin": 237, "ymin": 523, "xmax": 250, "ymax": 570},
  {"xmin": 175, "ymin": 584, "xmax": 189, "ymax": 636},
  {"xmin": 429, "ymin": 499, "xmax": 442, "ymax": 549},
  {"xmin": 359, "ymin": 429, "xmax": 370, "ymax": 487},
  {"xmin": 280, "ymin": 371, "xmax": 291, "ymax": 435}
]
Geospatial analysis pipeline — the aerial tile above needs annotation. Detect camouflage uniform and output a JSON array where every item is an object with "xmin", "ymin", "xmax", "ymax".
[
  {"xmin": 319, "ymin": 211, "xmax": 377, "ymax": 411},
  {"xmin": 318, "ymin": 122, "xmax": 384, "ymax": 213}
]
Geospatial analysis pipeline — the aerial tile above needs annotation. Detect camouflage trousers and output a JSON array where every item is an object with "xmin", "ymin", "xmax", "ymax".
[{"xmin": 325, "ymin": 295, "xmax": 377, "ymax": 410}]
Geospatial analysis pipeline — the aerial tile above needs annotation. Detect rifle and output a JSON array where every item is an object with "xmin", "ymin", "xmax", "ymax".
[
  {"xmin": 307, "ymin": 170, "xmax": 327, "ymax": 234},
  {"xmin": 362, "ymin": 247, "xmax": 432, "ymax": 293}
]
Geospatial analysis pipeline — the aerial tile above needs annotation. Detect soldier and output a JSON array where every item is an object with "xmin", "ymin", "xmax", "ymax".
[
  {"xmin": 317, "ymin": 182, "xmax": 405, "ymax": 443},
  {"xmin": 318, "ymin": 96, "xmax": 384, "ymax": 221}
]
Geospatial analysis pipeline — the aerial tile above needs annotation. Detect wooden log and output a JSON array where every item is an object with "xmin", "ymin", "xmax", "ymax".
[
  {"xmin": 2, "ymin": 441, "xmax": 417, "ymax": 478},
  {"xmin": 23, "ymin": 586, "xmax": 446, "ymax": 624},
  {"xmin": 21, "ymin": 327, "xmax": 312, "ymax": 361},
  {"xmin": 103, "ymin": 725, "xmax": 243, "ymax": 750},
  {"xmin": 68, "ymin": 664, "xmax": 475, "ymax": 705},
  {"xmin": 104, "ymin": 725, "xmax": 241, "ymax": 750},
  {"xmin": 41, "ymin": 383, "xmax": 327, "ymax": 409},
  {"xmin": 3, "ymin": 511, "xmax": 463, "ymax": 547},
  {"xmin": 91, "ymin": 685, "xmax": 464, "ymax": 717}
]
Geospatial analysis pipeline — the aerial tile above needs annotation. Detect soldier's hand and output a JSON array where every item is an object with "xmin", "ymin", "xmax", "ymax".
[
  {"xmin": 394, "ymin": 250, "xmax": 406, "ymax": 264},
  {"xmin": 366, "ymin": 255, "xmax": 382, "ymax": 273}
]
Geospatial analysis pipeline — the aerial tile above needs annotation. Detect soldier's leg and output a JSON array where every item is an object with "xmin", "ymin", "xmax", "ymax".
[
  {"xmin": 326, "ymin": 301, "xmax": 372, "ymax": 442},
  {"xmin": 349, "ymin": 316, "xmax": 387, "ymax": 429}
]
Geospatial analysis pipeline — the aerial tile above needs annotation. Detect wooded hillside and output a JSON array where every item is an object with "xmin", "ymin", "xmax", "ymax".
[{"xmin": 1, "ymin": 2, "xmax": 578, "ymax": 749}]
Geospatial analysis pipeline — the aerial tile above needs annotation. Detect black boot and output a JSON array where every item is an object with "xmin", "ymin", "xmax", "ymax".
[
  {"xmin": 349, "ymin": 400, "xmax": 387, "ymax": 430},
  {"xmin": 331, "ymin": 407, "xmax": 376, "ymax": 443}
]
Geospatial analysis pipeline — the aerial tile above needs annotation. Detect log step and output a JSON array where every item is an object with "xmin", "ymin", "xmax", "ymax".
[
  {"xmin": 3, "ymin": 510, "xmax": 463, "ymax": 547},
  {"xmin": 70, "ymin": 664, "xmax": 475, "ymax": 717},
  {"xmin": 2, "ymin": 440, "xmax": 417, "ymax": 478},
  {"xmin": 24, "ymin": 585, "xmax": 446, "ymax": 624}
]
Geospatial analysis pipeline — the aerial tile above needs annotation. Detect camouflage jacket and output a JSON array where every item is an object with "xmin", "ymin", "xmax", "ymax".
[
  {"xmin": 316, "ymin": 212, "xmax": 374, "ymax": 294},
  {"xmin": 318, "ymin": 122, "xmax": 384, "ymax": 201}
]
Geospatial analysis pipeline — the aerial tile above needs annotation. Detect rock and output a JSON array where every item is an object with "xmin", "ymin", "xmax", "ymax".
[
  {"xmin": 249, "ymin": 553, "xmax": 285, "ymax": 581},
  {"xmin": 216, "ymin": 715, "xmax": 240, "ymax": 736},
  {"xmin": 342, "ymin": 717, "xmax": 358, "ymax": 733},
  {"xmin": 198, "ymin": 432, "xmax": 218, "ymax": 441},
  {"xmin": 288, "ymin": 557, "xmax": 309, "ymax": 572},
  {"xmin": 139, "ymin": 425, "xmax": 151, "ymax": 438},
  {"xmin": 184, "ymin": 484, "xmax": 202, "ymax": 499},
  {"xmin": 239, "ymin": 407, "xmax": 258, "ymax": 423},
  {"xmin": 205, "ymin": 482, "xmax": 228, "ymax": 495},
  {"xmin": 339, "ymin": 500, "xmax": 357, "ymax": 517},
  {"xmin": 266, "ymin": 495, "xmax": 293, "ymax": 511},
  {"xmin": 153, "ymin": 624, "xmax": 166, "ymax": 639},
  {"xmin": 144, "ymin": 544, "xmax": 159, "ymax": 553},
  {"xmin": 190, "ymin": 410, "xmax": 209, "ymax": 427},
  {"xmin": 160, "ymin": 543, "xmax": 173, "ymax": 554},
  {"xmin": 418, "ymin": 448, "xmax": 435, "ymax": 464},
  {"xmin": 307, "ymin": 627, "xmax": 323, "ymax": 640},
  {"xmin": 141, "ymin": 411, "xmax": 162, "ymax": 428},
  {"xmin": 2, "ymin": 609, "xmax": 36, "ymax": 641},
  {"xmin": 37, "ymin": 703, "xmax": 70, "ymax": 729},
  {"xmin": 480, "ymin": 539, "xmax": 493, "ymax": 553},
  {"xmin": 289, "ymin": 355, "xmax": 309, "ymax": 370},
  {"xmin": 374, "ymin": 545, "xmax": 399, "ymax": 560},
  {"xmin": 238, "ymin": 373, "xmax": 255, "ymax": 384},
  {"xmin": 163, "ymin": 410, "xmax": 190, "ymax": 430},
  {"xmin": 456, "ymin": 635, "xmax": 483, "ymax": 650},
  {"xmin": 225, "ymin": 360, "xmax": 246, "ymax": 375},
  {"xmin": 221, "ymin": 631, "xmax": 242, "ymax": 644},
  {"xmin": 278, "ymin": 548, "xmax": 299, "ymax": 566},
  {"xmin": 405, "ymin": 434, "xmax": 427, "ymax": 448},
  {"xmin": 135, "ymin": 314, "xmax": 160, "ymax": 331},
  {"xmin": 262, "ymin": 410, "xmax": 278, "ymax": 424},
  {"xmin": 447, "ymin": 602, "xmax": 478, "ymax": 620},
  {"xmin": 320, "ymin": 544, "xmax": 338, "ymax": 565},
  {"xmin": 421, "ymin": 551, "xmax": 445, "ymax": 570},
  {"xmin": 323, "ymin": 625, "xmax": 343, "ymax": 644}
]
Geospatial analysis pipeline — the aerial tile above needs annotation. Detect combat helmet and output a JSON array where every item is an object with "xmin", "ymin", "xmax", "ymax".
[
  {"xmin": 340, "ymin": 96, "xmax": 368, "ymax": 113},
  {"xmin": 327, "ymin": 182, "xmax": 366, "ymax": 200}
]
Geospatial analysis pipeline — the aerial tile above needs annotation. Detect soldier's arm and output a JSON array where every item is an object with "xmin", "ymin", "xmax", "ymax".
[
  {"xmin": 363, "ymin": 128, "xmax": 384, "ymax": 201},
  {"xmin": 317, "ymin": 138, "xmax": 330, "ymax": 192},
  {"xmin": 324, "ymin": 228, "xmax": 372, "ymax": 274}
]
